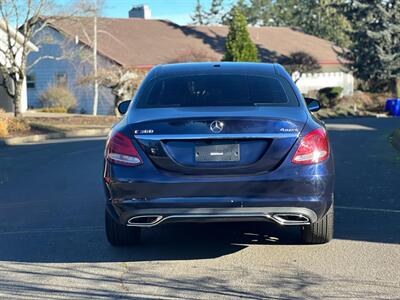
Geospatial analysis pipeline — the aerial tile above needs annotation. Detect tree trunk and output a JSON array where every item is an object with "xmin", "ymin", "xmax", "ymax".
[
  {"xmin": 92, "ymin": 8, "xmax": 98, "ymax": 115},
  {"xmin": 114, "ymin": 98, "xmax": 119, "ymax": 116},
  {"xmin": 396, "ymin": 78, "xmax": 400, "ymax": 99},
  {"xmin": 13, "ymin": 80, "xmax": 24, "ymax": 118},
  {"xmin": 114, "ymin": 96, "xmax": 122, "ymax": 116}
]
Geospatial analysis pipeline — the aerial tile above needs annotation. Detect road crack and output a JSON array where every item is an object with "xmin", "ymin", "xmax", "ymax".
[{"xmin": 119, "ymin": 262, "xmax": 130, "ymax": 292}]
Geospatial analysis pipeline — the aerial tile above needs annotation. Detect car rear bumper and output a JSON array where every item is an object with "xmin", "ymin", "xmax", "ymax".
[
  {"xmin": 106, "ymin": 194, "xmax": 333, "ymax": 227},
  {"xmin": 104, "ymin": 155, "xmax": 335, "ymax": 227}
]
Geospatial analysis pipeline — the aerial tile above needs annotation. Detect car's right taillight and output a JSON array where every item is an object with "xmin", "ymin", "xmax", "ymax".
[
  {"xmin": 292, "ymin": 128, "xmax": 329, "ymax": 165},
  {"xmin": 106, "ymin": 131, "xmax": 143, "ymax": 166}
]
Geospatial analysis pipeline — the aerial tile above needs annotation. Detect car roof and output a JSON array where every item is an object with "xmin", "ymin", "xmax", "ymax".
[{"xmin": 151, "ymin": 62, "xmax": 281, "ymax": 78}]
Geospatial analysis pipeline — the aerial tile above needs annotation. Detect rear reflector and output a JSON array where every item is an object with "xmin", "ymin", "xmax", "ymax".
[
  {"xmin": 106, "ymin": 132, "xmax": 143, "ymax": 166},
  {"xmin": 292, "ymin": 128, "xmax": 329, "ymax": 165}
]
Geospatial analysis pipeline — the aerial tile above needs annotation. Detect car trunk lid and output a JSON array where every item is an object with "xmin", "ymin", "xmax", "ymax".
[{"xmin": 128, "ymin": 106, "xmax": 307, "ymax": 175}]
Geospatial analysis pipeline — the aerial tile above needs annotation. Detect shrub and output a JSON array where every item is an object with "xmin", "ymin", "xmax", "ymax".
[
  {"xmin": 0, "ymin": 109, "xmax": 8, "ymax": 138},
  {"xmin": 318, "ymin": 87, "xmax": 343, "ymax": 108},
  {"xmin": 39, "ymin": 86, "xmax": 77, "ymax": 111},
  {"xmin": 335, "ymin": 91, "xmax": 390, "ymax": 112},
  {"xmin": 38, "ymin": 107, "xmax": 68, "ymax": 113},
  {"xmin": 7, "ymin": 118, "xmax": 30, "ymax": 133},
  {"xmin": 334, "ymin": 107, "xmax": 350, "ymax": 117},
  {"xmin": 0, "ymin": 109, "xmax": 30, "ymax": 138}
]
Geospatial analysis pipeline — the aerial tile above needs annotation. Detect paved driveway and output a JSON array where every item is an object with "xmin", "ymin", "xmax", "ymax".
[{"xmin": 0, "ymin": 117, "xmax": 399, "ymax": 299}]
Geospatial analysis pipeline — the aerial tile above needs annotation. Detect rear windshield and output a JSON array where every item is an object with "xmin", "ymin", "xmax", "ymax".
[{"xmin": 135, "ymin": 74, "xmax": 298, "ymax": 108}]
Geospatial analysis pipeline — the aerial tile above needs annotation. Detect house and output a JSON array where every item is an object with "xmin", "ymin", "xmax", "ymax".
[
  {"xmin": 27, "ymin": 5, "xmax": 353, "ymax": 115},
  {"xmin": 0, "ymin": 21, "xmax": 37, "ymax": 113}
]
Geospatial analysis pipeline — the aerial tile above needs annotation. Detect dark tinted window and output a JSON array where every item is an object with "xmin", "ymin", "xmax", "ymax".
[{"xmin": 135, "ymin": 75, "xmax": 297, "ymax": 108}]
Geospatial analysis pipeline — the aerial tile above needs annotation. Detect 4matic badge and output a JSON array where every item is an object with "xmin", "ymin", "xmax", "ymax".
[{"xmin": 279, "ymin": 128, "xmax": 298, "ymax": 133}]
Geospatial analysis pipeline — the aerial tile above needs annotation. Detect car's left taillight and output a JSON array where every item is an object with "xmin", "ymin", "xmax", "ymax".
[{"xmin": 106, "ymin": 131, "xmax": 143, "ymax": 166}]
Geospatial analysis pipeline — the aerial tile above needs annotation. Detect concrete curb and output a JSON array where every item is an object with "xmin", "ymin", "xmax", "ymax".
[{"xmin": 0, "ymin": 128, "xmax": 109, "ymax": 146}]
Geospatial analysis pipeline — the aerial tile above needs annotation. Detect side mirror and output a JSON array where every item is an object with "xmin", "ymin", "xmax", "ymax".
[
  {"xmin": 304, "ymin": 97, "xmax": 320, "ymax": 112},
  {"xmin": 117, "ymin": 100, "xmax": 131, "ymax": 115}
]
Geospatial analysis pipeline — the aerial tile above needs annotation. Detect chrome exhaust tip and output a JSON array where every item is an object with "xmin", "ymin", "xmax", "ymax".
[
  {"xmin": 127, "ymin": 215, "xmax": 163, "ymax": 227},
  {"xmin": 271, "ymin": 213, "xmax": 311, "ymax": 225}
]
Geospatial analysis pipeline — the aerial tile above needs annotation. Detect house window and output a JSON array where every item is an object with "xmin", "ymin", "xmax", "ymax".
[
  {"xmin": 55, "ymin": 72, "xmax": 68, "ymax": 86},
  {"xmin": 27, "ymin": 74, "xmax": 35, "ymax": 88}
]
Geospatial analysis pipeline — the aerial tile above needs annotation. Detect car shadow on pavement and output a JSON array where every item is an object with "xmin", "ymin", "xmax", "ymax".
[
  {"xmin": 0, "ymin": 210, "xmax": 399, "ymax": 264},
  {"xmin": 0, "ymin": 221, "xmax": 306, "ymax": 263}
]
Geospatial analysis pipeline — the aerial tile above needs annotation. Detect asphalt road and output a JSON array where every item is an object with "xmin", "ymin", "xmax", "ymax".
[{"xmin": 0, "ymin": 117, "xmax": 399, "ymax": 299}]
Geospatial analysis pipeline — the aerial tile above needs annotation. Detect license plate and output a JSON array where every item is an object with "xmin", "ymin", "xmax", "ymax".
[{"xmin": 195, "ymin": 144, "xmax": 240, "ymax": 162}]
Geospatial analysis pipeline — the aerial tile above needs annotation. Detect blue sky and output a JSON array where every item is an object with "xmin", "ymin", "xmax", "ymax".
[{"xmin": 101, "ymin": 0, "xmax": 234, "ymax": 25}]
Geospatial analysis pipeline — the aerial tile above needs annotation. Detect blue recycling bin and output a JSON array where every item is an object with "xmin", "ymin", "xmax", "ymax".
[
  {"xmin": 385, "ymin": 99, "xmax": 394, "ymax": 112},
  {"xmin": 385, "ymin": 98, "xmax": 400, "ymax": 116}
]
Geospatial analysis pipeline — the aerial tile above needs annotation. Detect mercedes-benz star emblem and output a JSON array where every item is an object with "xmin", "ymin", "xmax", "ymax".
[{"xmin": 210, "ymin": 120, "xmax": 224, "ymax": 133}]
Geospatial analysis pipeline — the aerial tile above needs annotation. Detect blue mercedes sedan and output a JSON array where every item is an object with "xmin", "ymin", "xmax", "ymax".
[{"xmin": 103, "ymin": 62, "xmax": 334, "ymax": 246}]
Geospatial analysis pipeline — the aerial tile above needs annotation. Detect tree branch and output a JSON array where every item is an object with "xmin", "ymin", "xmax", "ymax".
[{"xmin": 28, "ymin": 55, "xmax": 66, "ymax": 69}]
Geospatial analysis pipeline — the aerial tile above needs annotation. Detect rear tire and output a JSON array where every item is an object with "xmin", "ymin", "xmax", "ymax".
[
  {"xmin": 301, "ymin": 205, "xmax": 333, "ymax": 244},
  {"xmin": 105, "ymin": 209, "xmax": 141, "ymax": 246}
]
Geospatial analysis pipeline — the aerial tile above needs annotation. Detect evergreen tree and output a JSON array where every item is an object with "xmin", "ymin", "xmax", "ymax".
[
  {"xmin": 223, "ymin": 7, "xmax": 259, "ymax": 62},
  {"xmin": 191, "ymin": 0, "xmax": 207, "ymax": 25},
  {"xmin": 269, "ymin": 0, "xmax": 297, "ymax": 27},
  {"xmin": 210, "ymin": 0, "xmax": 350, "ymax": 47},
  {"xmin": 221, "ymin": 0, "xmax": 248, "ymax": 25},
  {"xmin": 206, "ymin": 0, "xmax": 224, "ymax": 24},
  {"xmin": 271, "ymin": 0, "xmax": 351, "ymax": 48},
  {"xmin": 339, "ymin": 0, "xmax": 400, "ymax": 96},
  {"xmin": 241, "ymin": 0, "xmax": 274, "ymax": 26}
]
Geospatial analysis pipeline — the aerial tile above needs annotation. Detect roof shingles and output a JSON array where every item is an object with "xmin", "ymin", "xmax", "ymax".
[{"xmin": 47, "ymin": 17, "xmax": 341, "ymax": 68}]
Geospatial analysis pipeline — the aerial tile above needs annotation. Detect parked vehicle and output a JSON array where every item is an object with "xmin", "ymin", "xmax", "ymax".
[{"xmin": 103, "ymin": 62, "xmax": 334, "ymax": 246}]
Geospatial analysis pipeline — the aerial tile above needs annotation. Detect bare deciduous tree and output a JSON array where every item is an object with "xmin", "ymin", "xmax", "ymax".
[
  {"xmin": 280, "ymin": 51, "xmax": 321, "ymax": 83},
  {"xmin": 0, "ymin": 0, "xmax": 96, "ymax": 117},
  {"xmin": 78, "ymin": 66, "xmax": 146, "ymax": 115}
]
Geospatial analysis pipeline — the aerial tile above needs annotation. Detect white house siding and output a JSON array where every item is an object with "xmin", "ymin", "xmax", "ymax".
[
  {"xmin": 293, "ymin": 72, "xmax": 354, "ymax": 96},
  {"xmin": 27, "ymin": 27, "xmax": 116, "ymax": 115},
  {"xmin": 0, "ymin": 24, "xmax": 35, "ymax": 113}
]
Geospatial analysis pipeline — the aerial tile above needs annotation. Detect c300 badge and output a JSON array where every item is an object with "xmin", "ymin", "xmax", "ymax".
[{"xmin": 134, "ymin": 129, "xmax": 154, "ymax": 134}]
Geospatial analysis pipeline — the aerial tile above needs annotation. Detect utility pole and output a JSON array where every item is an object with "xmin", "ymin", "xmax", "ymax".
[{"xmin": 92, "ymin": 0, "xmax": 99, "ymax": 115}]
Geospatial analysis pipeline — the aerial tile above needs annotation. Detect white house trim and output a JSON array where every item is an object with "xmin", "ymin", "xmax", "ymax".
[
  {"xmin": 293, "ymin": 72, "xmax": 354, "ymax": 96},
  {"xmin": 0, "ymin": 20, "xmax": 37, "ymax": 113}
]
